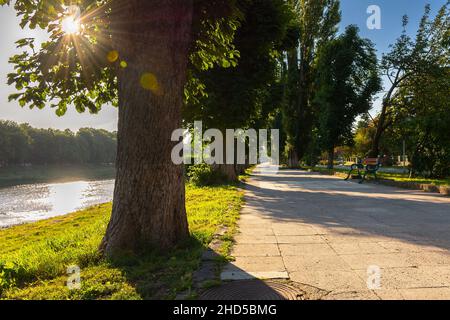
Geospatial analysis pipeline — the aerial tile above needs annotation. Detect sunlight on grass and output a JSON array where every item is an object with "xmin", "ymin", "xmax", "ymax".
[
  {"xmin": 311, "ymin": 167, "xmax": 450, "ymax": 187},
  {"xmin": 0, "ymin": 184, "xmax": 243, "ymax": 300}
]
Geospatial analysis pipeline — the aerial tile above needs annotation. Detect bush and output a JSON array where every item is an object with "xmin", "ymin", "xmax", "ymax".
[{"xmin": 186, "ymin": 164, "xmax": 228, "ymax": 186}]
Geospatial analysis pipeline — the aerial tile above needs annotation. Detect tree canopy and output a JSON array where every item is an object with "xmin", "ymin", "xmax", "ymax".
[
  {"xmin": 314, "ymin": 25, "xmax": 381, "ymax": 168},
  {"xmin": 369, "ymin": 2, "xmax": 450, "ymax": 157},
  {"xmin": 281, "ymin": 0, "xmax": 341, "ymax": 166},
  {"xmin": 1, "ymin": 0, "xmax": 242, "ymax": 115}
]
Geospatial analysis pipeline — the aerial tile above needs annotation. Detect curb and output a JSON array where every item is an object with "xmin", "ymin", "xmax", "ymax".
[{"xmin": 175, "ymin": 226, "xmax": 229, "ymax": 300}]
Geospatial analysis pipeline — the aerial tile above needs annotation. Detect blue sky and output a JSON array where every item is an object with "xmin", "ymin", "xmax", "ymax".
[
  {"xmin": 339, "ymin": 0, "xmax": 448, "ymax": 113},
  {"xmin": 340, "ymin": 0, "xmax": 447, "ymax": 56},
  {"xmin": 0, "ymin": 1, "xmax": 447, "ymax": 130}
]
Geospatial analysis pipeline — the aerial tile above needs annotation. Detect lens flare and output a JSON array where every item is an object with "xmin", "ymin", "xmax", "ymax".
[
  {"xmin": 61, "ymin": 5, "xmax": 82, "ymax": 35},
  {"xmin": 62, "ymin": 15, "xmax": 81, "ymax": 35}
]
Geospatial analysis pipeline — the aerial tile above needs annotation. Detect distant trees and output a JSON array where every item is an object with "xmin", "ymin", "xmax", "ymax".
[
  {"xmin": 0, "ymin": 121, "xmax": 116, "ymax": 167},
  {"xmin": 0, "ymin": 121, "xmax": 28, "ymax": 165},
  {"xmin": 184, "ymin": 0, "xmax": 294, "ymax": 180},
  {"xmin": 356, "ymin": 2, "xmax": 450, "ymax": 178},
  {"xmin": 314, "ymin": 25, "xmax": 381, "ymax": 169},
  {"xmin": 282, "ymin": 0, "xmax": 341, "ymax": 166},
  {"xmin": 279, "ymin": 2, "xmax": 449, "ymax": 178},
  {"xmin": 379, "ymin": 47, "xmax": 450, "ymax": 178},
  {"xmin": 352, "ymin": 118, "xmax": 377, "ymax": 158},
  {"xmin": 369, "ymin": 3, "xmax": 450, "ymax": 157}
]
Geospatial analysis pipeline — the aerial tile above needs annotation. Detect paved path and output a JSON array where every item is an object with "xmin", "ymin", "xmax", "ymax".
[{"xmin": 222, "ymin": 167, "xmax": 450, "ymax": 300}]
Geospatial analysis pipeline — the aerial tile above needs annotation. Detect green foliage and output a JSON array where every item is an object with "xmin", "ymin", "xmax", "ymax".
[
  {"xmin": 3, "ymin": 0, "xmax": 118, "ymax": 115},
  {"xmin": 1, "ymin": 0, "xmax": 244, "ymax": 116},
  {"xmin": 383, "ymin": 60, "xmax": 450, "ymax": 178},
  {"xmin": 185, "ymin": 0, "xmax": 243, "ymax": 106},
  {"xmin": 353, "ymin": 118, "xmax": 377, "ymax": 157},
  {"xmin": 370, "ymin": 2, "xmax": 450, "ymax": 157},
  {"xmin": 0, "ymin": 120, "xmax": 116, "ymax": 166},
  {"xmin": 186, "ymin": 164, "xmax": 228, "ymax": 186},
  {"xmin": 313, "ymin": 25, "xmax": 381, "ymax": 158},
  {"xmin": 375, "ymin": 2, "xmax": 450, "ymax": 177},
  {"xmin": 281, "ymin": 0, "xmax": 341, "ymax": 161},
  {"xmin": 184, "ymin": 0, "xmax": 294, "ymax": 131},
  {"xmin": 0, "ymin": 185, "xmax": 243, "ymax": 299}
]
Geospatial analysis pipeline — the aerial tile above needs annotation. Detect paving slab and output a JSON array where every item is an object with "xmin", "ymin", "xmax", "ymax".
[
  {"xmin": 279, "ymin": 243, "xmax": 337, "ymax": 257},
  {"xmin": 340, "ymin": 253, "xmax": 417, "ymax": 269},
  {"xmin": 233, "ymin": 234, "xmax": 278, "ymax": 244},
  {"xmin": 223, "ymin": 256, "xmax": 286, "ymax": 273},
  {"xmin": 221, "ymin": 167, "xmax": 450, "ymax": 300},
  {"xmin": 283, "ymin": 255, "xmax": 351, "ymax": 272},
  {"xmin": 276, "ymin": 235, "xmax": 326, "ymax": 244},
  {"xmin": 329, "ymin": 242, "xmax": 395, "ymax": 255},
  {"xmin": 231, "ymin": 244, "xmax": 280, "ymax": 257},
  {"xmin": 354, "ymin": 267, "xmax": 448, "ymax": 289},
  {"xmin": 372, "ymin": 289, "xmax": 405, "ymax": 300},
  {"xmin": 399, "ymin": 287, "xmax": 450, "ymax": 300},
  {"xmin": 289, "ymin": 269, "xmax": 368, "ymax": 291},
  {"xmin": 323, "ymin": 290, "xmax": 380, "ymax": 300}
]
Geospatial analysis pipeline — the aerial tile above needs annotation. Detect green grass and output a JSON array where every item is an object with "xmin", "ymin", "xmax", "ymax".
[
  {"xmin": 0, "ymin": 184, "xmax": 243, "ymax": 300},
  {"xmin": 310, "ymin": 166, "xmax": 450, "ymax": 187},
  {"xmin": 0, "ymin": 164, "xmax": 116, "ymax": 188},
  {"xmin": 238, "ymin": 165, "xmax": 256, "ymax": 183},
  {"xmin": 372, "ymin": 172, "xmax": 450, "ymax": 186}
]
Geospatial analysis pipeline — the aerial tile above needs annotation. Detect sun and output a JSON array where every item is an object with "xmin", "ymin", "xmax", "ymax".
[{"xmin": 62, "ymin": 15, "xmax": 81, "ymax": 35}]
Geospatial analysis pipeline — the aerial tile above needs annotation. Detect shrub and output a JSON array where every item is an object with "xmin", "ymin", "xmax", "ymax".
[{"xmin": 186, "ymin": 164, "xmax": 228, "ymax": 186}]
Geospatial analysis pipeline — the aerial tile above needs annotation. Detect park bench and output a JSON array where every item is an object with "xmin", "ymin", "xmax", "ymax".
[{"xmin": 344, "ymin": 158, "xmax": 381, "ymax": 184}]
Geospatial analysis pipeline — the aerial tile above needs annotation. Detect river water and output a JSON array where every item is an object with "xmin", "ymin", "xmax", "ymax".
[{"xmin": 0, "ymin": 179, "xmax": 115, "ymax": 228}]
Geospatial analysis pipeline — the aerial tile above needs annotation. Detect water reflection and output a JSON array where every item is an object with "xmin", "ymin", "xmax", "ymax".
[{"xmin": 0, "ymin": 180, "xmax": 115, "ymax": 228}]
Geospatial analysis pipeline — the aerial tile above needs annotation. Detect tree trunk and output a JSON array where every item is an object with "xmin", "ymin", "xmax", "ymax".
[
  {"xmin": 327, "ymin": 147, "xmax": 334, "ymax": 169},
  {"xmin": 101, "ymin": 0, "xmax": 193, "ymax": 256},
  {"xmin": 216, "ymin": 134, "xmax": 237, "ymax": 182},
  {"xmin": 284, "ymin": 48, "xmax": 302, "ymax": 167},
  {"xmin": 217, "ymin": 164, "xmax": 238, "ymax": 181},
  {"xmin": 370, "ymin": 85, "xmax": 395, "ymax": 157},
  {"xmin": 369, "ymin": 112, "xmax": 385, "ymax": 158},
  {"xmin": 296, "ymin": 45, "xmax": 313, "ymax": 161},
  {"xmin": 287, "ymin": 149, "xmax": 299, "ymax": 168}
]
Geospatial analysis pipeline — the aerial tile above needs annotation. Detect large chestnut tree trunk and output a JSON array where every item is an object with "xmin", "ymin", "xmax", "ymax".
[{"xmin": 101, "ymin": 0, "xmax": 192, "ymax": 256}]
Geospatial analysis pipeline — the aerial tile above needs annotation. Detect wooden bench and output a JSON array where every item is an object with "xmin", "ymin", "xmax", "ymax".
[{"xmin": 344, "ymin": 158, "xmax": 381, "ymax": 184}]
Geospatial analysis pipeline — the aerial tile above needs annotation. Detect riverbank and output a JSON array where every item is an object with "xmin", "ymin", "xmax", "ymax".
[
  {"xmin": 0, "ymin": 164, "xmax": 116, "ymax": 188},
  {"xmin": 0, "ymin": 183, "xmax": 243, "ymax": 300}
]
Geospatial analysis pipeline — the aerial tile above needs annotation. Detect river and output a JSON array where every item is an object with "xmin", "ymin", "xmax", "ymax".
[{"xmin": 0, "ymin": 179, "xmax": 115, "ymax": 228}]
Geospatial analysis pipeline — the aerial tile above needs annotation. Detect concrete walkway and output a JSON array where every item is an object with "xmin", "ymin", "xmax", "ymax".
[{"xmin": 222, "ymin": 167, "xmax": 450, "ymax": 300}]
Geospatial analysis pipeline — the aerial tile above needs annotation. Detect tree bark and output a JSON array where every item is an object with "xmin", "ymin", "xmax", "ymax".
[
  {"xmin": 369, "ymin": 103, "xmax": 387, "ymax": 158},
  {"xmin": 295, "ymin": 33, "xmax": 315, "ymax": 162},
  {"xmin": 369, "ymin": 78, "xmax": 398, "ymax": 158},
  {"xmin": 217, "ymin": 164, "xmax": 238, "ymax": 181},
  {"xmin": 327, "ymin": 147, "xmax": 334, "ymax": 169},
  {"xmin": 287, "ymin": 149, "xmax": 299, "ymax": 168},
  {"xmin": 216, "ymin": 134, "xmax": 237, "ymax": 182},
  {"xmin": 101, "ymin": 0, "xmax": 193, "ymax": 256}
]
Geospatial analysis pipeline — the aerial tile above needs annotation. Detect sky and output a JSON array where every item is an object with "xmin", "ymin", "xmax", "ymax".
[{"xmin": 0, "ymin": 0, "xmax": 447, "ymax": 131}]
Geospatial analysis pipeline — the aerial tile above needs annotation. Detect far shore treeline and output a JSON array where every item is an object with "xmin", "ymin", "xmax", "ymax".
[{"xmin": 0, "ymin": 120, "xmax": 116, "ymax": 167}]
